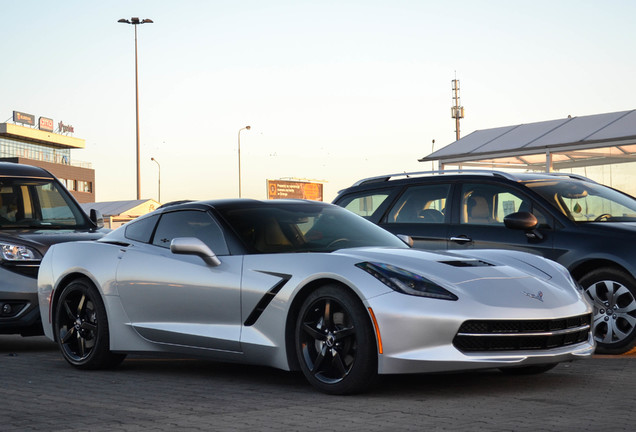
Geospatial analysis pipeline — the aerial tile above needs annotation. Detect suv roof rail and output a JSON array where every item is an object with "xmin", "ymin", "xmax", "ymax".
[
  {"xmin": 544, "ymin": 172, "xmax": 598, "ymax": 183},
  {"xmin": 352, "ymin": 169, "xmax": 518, "ymax": 186}
]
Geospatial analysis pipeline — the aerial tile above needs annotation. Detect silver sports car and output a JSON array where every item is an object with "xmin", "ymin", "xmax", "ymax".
[{"xmin": 38, "ymin": 199, "xmax": 594, "ymax": 394}]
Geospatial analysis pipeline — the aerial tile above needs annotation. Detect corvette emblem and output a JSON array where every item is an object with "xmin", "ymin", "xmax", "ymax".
[{"xmin": 523, "ymin": 290, "xmax": 544, "ymax": 302}]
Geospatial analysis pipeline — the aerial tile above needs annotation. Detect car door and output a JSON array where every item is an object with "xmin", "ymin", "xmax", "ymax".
[
  {"xmin": 447, "ymin": 182, "xmax": 557, "ymax": 258},
  {"xmin": 116, "ymin": 209, "xmax": 243, "ymax": 352},
  {"xmin": 378, "ymin": 183, "xmax": 451, "ymax": 250}
]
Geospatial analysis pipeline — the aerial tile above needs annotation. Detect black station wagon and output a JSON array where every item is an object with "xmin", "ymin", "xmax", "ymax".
[{"xmin": 334, "ymin": 170, "xmax": 636, "ymax": 354}]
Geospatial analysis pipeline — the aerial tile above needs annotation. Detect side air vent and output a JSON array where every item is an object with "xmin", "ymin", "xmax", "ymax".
[{"xmin": 439, "ymin": 260, "xmax": 494, "ymax": 268}]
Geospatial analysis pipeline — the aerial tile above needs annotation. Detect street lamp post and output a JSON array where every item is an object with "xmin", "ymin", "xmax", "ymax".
[
  {"xmin": 151, "ymin": 157, "xmax": 161, "ymax": 203},
  {"xmin": 238, "ymin": 126, "xmax": 251, "ymax": 198},
  {"xmin": 118, "ymin": 17, "xmax": 153, "ymax": 200}
]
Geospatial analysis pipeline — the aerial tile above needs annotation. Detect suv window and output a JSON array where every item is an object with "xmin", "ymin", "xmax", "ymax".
[
  {"xmin": 0, "ymin": 179, "xmax": 87, "ymax": 228},
  {"xmin": 522, "ymin": 179, "xmax": 636, "ymax": 222},
  {"xmin": 386, "ymin": 184, "xmax": 449, "ymax": 224},
  {"xmin": 151, "ymin": 210, "xmax": 229, "ymax": 255},
  {"xmin": 460, "ymin": 183, "xmax": 548, "ymax": 227},
  {"xmin": 339, "ymin": 191, "xmax": 391, "ymax": 218}
]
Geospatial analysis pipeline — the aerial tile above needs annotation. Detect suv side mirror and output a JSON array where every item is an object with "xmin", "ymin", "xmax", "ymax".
[
  {"xmin": 90, "ymin": 209, "xmax": 104, "ymax": 229},
  {"xmin": 504, "ymin": 211, "xmax": 543, "ymax": 240}
]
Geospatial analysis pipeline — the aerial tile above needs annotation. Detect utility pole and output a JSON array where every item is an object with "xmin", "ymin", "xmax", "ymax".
[{"xmin": 451, "ymin": 78, "xmax": 464, "ymax": 141}]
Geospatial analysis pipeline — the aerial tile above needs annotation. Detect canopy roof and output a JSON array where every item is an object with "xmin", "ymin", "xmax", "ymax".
[{"xmin": 419, "ymin": 109, "xmax": 636, "ymax": 171}]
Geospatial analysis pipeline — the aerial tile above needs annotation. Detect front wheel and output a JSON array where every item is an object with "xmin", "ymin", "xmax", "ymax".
[
  {"xmin": 54, "ymin": 277, "xmax": 126, "ymax": 369},
  {"xmin": 295, "ymin": 285, "xmax": 377, "ymax": 394},
  {"xmin": 581, "ymin": 268, "xmax": 636, "ymax": 354}
]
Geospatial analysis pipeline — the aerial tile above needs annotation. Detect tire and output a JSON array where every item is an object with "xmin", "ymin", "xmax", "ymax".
[
  {"xmin": 54, "ymin": 278, "xmax": 126, "ymax": 369},
  {"xmin": 295, "ymin": 285, "xmax": 377, "ymax": 394},
  {"xmin": 580, "ymin": 268, "xmax": 636, "ymax": 354},
  {"xmin": 499, "ymin": 363, "xmax": 558, "ymax": 375}
]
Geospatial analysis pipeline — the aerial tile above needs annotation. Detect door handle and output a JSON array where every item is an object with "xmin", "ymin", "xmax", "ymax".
[{"xmin": 449, "ymin": 235, "xmax": 472, "ymax": 243}]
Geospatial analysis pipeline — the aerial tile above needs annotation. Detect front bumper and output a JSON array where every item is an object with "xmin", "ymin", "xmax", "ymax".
[
  {"xmin": 0, "ymin": 264, "xmax": 43, "ymax": 336},
  {"xmin": 367, "ymin": 291, "xmax": 595, "ymax": 375}
]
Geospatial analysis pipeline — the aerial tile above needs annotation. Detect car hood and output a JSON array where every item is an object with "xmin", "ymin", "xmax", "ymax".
[
  {"xmin": 333, "ymin": 247, "xmax": 581, "ymax": 308},
  {"xmin": 0, "ymin": 229, "xmax": 106, "ymax": 256}
]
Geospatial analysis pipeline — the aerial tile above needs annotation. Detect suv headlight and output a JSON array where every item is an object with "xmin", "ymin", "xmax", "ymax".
[
  {"xmin": 356, "ymin": 262, "xmax": 458, "ymax": 301},
  {"xmin": 0, "ymin": 242, "xmax": 41, "ymax": 261}
]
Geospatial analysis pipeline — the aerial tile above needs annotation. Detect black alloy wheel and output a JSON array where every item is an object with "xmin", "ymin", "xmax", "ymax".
[
  {"xmin": 54, "ymin": 278, "xmax": 126, "ymax": 369},
  {"xmin": 295, "ymin": 285, "xmax": 377, "ymax": 394},
  {"xmin": 581, "ymin": 267, "xmax": 636, "ymax": 354}
]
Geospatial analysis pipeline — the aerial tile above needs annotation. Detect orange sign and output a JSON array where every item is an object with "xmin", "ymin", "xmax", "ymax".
[{"xmin": 267, "ymin": 180, "xmax": 323, "ymax": 201}]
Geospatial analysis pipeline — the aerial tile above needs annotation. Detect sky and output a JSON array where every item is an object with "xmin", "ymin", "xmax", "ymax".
[{"xmin": 2, "ymin": 0, "xmax": 636, "ymax": 203}]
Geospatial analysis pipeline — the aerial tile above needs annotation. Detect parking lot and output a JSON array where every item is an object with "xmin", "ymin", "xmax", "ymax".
[{"xmin": 2, "ymin": 335, "xmax": 635, "ymax": 432}]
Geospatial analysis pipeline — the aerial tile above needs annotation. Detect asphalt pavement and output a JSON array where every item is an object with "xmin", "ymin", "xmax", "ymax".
[{"xmin": 2, "ymin": 335, "xmax": 635, "ymax": 432}]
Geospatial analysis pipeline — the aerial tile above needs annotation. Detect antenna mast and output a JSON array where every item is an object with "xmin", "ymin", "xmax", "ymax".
[{"xmin": 451, "ymin": 77, "xmax": 464, "ymax": 141}]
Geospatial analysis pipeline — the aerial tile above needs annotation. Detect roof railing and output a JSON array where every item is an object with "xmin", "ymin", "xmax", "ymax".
[
  {"xmin": 543, "ymin": 172, "xmax": 597, "ymax": 183},
  {"xmin": 352, "ymin": 169, "xmax": 519, "ymax": 186}
]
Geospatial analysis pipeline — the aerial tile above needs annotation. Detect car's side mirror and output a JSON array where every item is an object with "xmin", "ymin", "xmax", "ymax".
[
  {"xmin": 89, "ymin": 209, "xmax": 104, "ymax": 229},
  {"xmin": 170, "ymin": 237, "xmax": 221, "ymax": 266},
  {"xmin": 503, "ymin": 211, "xmax": 543, "ymax": 240},
  {"xmin": 397, "ymin": 234, "xmax": 414, "ymax": 247}
]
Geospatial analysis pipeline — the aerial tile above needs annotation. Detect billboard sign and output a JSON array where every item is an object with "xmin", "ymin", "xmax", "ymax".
[
  {"xmin": 39, "ymin": 117, "xmax": 54, "ymax": 132},
  {"xmin": 13, "ymin": 111, "xmax": 35, "ymax": 126},
  {"xmin": 267, "ymin": 180, "xmax": 323, "ymax": 201},
  {"xmin": 58, "ymin": 121, "xmax": 75, "ymax": 134}
]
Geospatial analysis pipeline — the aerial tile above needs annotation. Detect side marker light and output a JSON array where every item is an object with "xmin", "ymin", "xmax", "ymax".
[{"xmin": 368, "ymin": 307, "xmax": 383, "ymax": 354}]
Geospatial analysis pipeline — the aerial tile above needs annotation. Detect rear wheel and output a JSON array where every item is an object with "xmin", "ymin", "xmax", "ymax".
[
  {"xmin": 54, "ymin": 278, "xmax": 126, "ymax": 369},
  {"xmin": 295, "ymin": 285, "xmax": 377, "ymax": 394},
  {"xmin": 581, "ymin": 268, "xmax": 636, "ymax": 354}
]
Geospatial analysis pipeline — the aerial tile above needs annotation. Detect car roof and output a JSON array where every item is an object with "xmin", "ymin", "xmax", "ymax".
[
  {"xmin": 156, "ymin": 198, "xmax": 333, "ymax": 213},
  {"xmin": 345, "ymin": 170, "xmax": 597, "ymax": 188},
  {"xmin": 0, "ymin": 162, "xmax": 55, "ymax": 179}
]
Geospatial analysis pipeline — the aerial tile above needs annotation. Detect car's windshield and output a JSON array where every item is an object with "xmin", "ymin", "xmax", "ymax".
[
  {"xmin": 0, "ymin": 178, "xmax": 88, "ymax": 228},
  {"xmin": 217, "ymin": 202, "xmax": 408, "ymax": 253},
  {"xmin": 522, "ymin": 178, "xmax": 636, "ymax": 223}
]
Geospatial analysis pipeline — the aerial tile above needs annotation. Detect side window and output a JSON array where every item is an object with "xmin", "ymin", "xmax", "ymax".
[
  {"xmin": 338, "ymin": 192, "xmax": 391, "ymax": 218},
  {"xmin": 0, "ymin": 186, "xmax": 21, "ymax": 222},
  {"xmin": 151, "ymin": 210, "xmax": 229, "ymax": 255},
  {"xmin": 386, "ymin": 184, "xmax": 449, "ymax": 224},
  {"xmin": 495, "ymin": 192, "xmax": 525, "ymax": 221},
  {"xmin": 36, "ymin": 183, "xmax": 79, "ymax": 223},
  {"xmin": 461, "ymin": 183, "xmax": 548, "ymax": 227},
  {"xmin": 125, "ymin": 214, "xmax": 159, "ymax": 243}
]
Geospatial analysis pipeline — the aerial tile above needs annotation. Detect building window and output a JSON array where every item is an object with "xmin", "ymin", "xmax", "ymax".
[{"xmin": 77, "ymin": 180, "xmax": 92, "ymax": 193}]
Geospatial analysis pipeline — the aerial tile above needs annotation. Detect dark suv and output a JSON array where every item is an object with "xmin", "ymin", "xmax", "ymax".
[
  {"xmin": 334, "ymin": 170, "xmax": 636, "ymax": 354},
  {"xmin": 0, "ymin": 162, "xmax": 106, "ymax": 336}
]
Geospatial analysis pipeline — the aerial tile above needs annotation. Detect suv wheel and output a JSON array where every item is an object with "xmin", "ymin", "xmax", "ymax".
[{"xmin": 581, "ymin": 268, "xmax": 636, "ymax": 354}]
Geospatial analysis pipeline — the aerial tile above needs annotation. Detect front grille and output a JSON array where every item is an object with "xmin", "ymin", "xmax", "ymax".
[{"xmin": 453, "ymin": 313, "xmax": 591, "ymax": 352}]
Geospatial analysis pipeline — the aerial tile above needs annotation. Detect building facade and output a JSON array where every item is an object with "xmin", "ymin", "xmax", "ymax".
[{"xmin": 0, "ymin": 111, "xmax": 95, "ymax": 203}]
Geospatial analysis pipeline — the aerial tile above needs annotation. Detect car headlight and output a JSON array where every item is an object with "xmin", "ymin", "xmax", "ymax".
[
  {"xmin": 0, "ymin": 242, "xmax": 41, "ymax": 261},
  {"xmin": 356, "ymin": 262, "xmax": 458, "ymax": 301}
]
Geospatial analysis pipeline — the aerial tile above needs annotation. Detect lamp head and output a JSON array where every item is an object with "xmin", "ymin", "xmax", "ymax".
[{"xmin": 118, "ymin": 17, "xmax": 153, "ymax": 25}]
